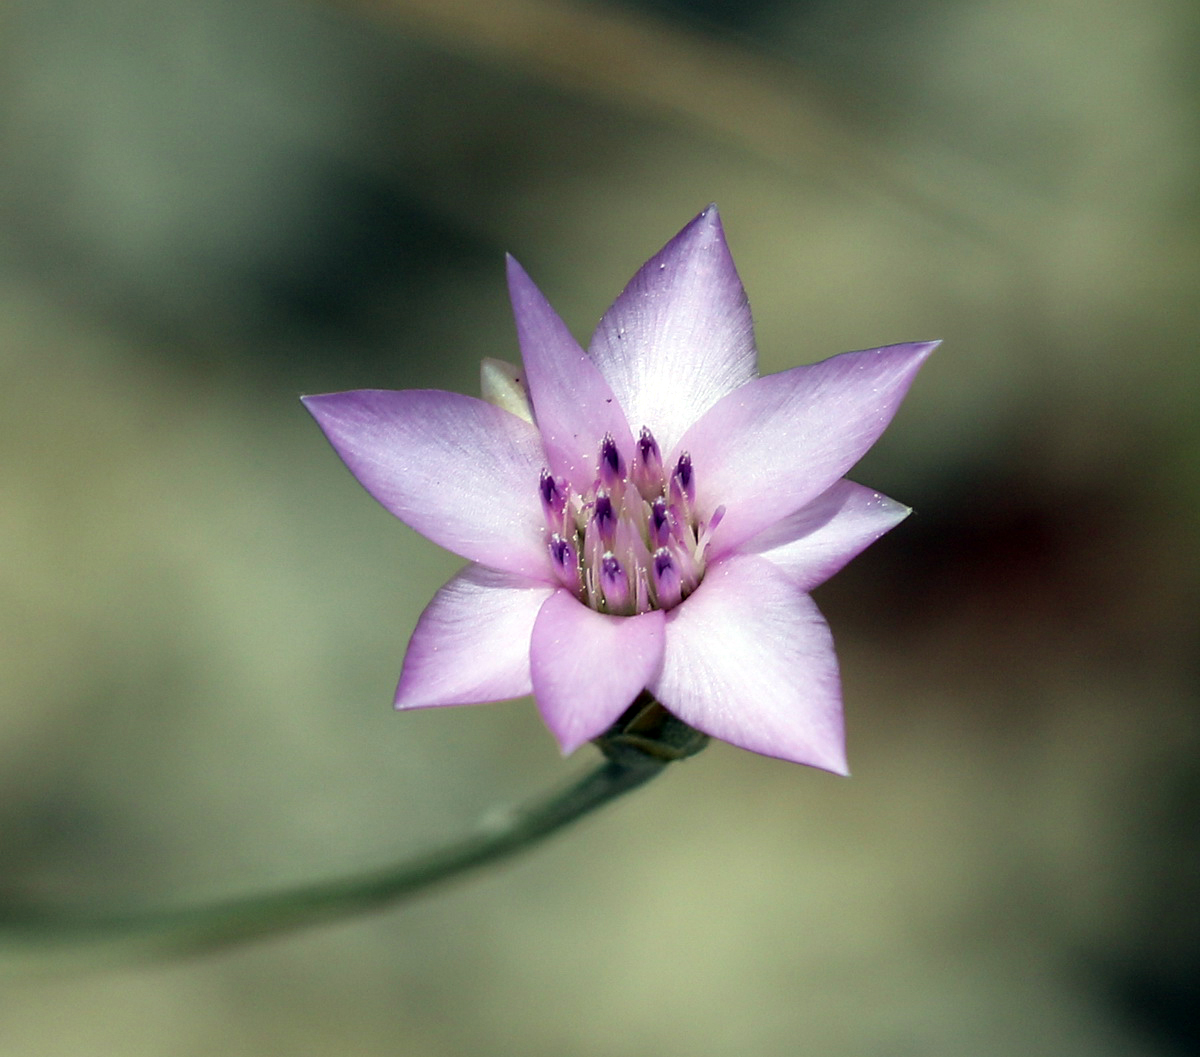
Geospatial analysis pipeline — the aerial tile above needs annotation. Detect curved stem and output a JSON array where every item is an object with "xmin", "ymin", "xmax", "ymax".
[
  {"xmin": 1, "ymin": 751, "xmax": 666, "ymax": 966},
  {"xmin": 2, "ymin": 695, "xmax": 707, "ymax": 968}
]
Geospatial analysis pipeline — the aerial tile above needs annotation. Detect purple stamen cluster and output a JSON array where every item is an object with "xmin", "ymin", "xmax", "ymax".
[{"xmin": 541, "ymin": 427, "xmax": 724, "ymax": 615}]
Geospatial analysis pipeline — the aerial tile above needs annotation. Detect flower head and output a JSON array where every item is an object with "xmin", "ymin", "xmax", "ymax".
[{"xmin": 304, "ymin": 207, "xmax": 936, "ymax": 773}]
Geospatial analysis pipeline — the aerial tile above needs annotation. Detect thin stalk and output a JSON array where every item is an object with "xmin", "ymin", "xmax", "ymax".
[{"xmin": 1, "ymin": 696, "xmax": 706, "ymax": 967}]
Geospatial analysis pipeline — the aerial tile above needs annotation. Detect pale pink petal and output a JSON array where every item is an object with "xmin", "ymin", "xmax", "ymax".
[
  {"xmin": 588, "ymin": 206, "xmax": 757, "ymax": 457},
  {"xmin": 303, "ymin": 389, "xmax": 551, "ymax": 579},
  {"xmin": 744, "ymin": 479, "xmax": 911, "ymax": 591},
  {"xmin": 506, "ymin": 256, "xmax": 635, "ymax": 488},
  {"xmin": 395, "ymin": 565, "xmax": 554, "ymax": 709},
  {"xmin": 680, "ymin": 341, "xmax": 937, "ymax": 557},
  {"xmin": 530, "ymin": 591, "xmax": 666, "ymax": 754},
  {"xmin": 650, "ymin": 554, "xmax": 847, "ymax": 773}
]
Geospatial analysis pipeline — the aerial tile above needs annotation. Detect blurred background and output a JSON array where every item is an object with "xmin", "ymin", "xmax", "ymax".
[{"xmin": 1, "ymin": 0, "xmax": 1198, "ymax": 1053}]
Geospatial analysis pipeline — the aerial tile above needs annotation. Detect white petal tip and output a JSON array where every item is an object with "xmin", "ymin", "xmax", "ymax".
[
  {"xmin": 552, "ymin": 733, "xmax": 588, "ymax": 757},
  {"xmin": 792, "ymin": 746, "xmax": 850, "ymax": 776},
  {"xmin": 393, "ymin": 690, "xmax": 423, "ymax": 711}
]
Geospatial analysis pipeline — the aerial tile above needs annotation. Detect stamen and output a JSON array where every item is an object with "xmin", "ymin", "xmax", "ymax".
[
  {"xmin": 539, "ymin": 470, "xmax": 567, "ymax": 526},
  {"xmin": 633, "ymin": 564, "xmax": 651, "ymax": 613},
  {"xmin": 592, "ymin": 489, "xmax": 617, "ymax": 547},
  {"xmin": 667, "ymin": 501, "xmax": 697, "ymax": 552},
  {"xmin": 537, "ymin": 441, "xmax": 712, "ymax": 614},
  {"xmin": 671, "ymin": 541, "xmax": 702, "ymax": 594},
  {"xmin": 548, "ymin": 533, "xmax": 580, "ymax": 592},
  {"xmin": 652, "ymin": 548, "xmax": 683, "ymax": 610},
  {"xmin": 613, "ymin": 515, "xmax": 651, "ymax": 574},
  {"xmin": 696, "ymin": 504, "xmax": 725, "ymax": 554},
  {"xmin": 599, "ymin": 552, "xmax": 631, "ymax": 613},
  {"xmin": 597, "ymin": 433, "xmax": 624, "ymax": 488},
  {"xmin": 637, "ymin": 428, "xmax": 661, "ymax": 467},
  {"xmin": 632, "ymin": 427, "xmax": 664, "ymax": 498},
  {"xmin": 648, "ymin": 496, "xmax": 671, "ymax": 547},
  {"xmin": 669, "ymin": 452, "xmax": 695, "ymax": 510}
]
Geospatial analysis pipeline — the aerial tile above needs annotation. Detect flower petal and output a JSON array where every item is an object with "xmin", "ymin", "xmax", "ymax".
[
  {"xmin": 650, "ymin": 554, "xmax": 847, "ymax": 773},
  {"xmin": 506, "ymin": 256, "xmax": 635, "ymax": 487},
  {"xmin": 480, "ymin": 357, "xmax": 534, "ymax": 423},
  {"xmin": 303, "ymin": 389, "xmax": 551, "ymax": 578},
  {"xmin": 681, "ymin": 341, "xmax": 937, "ymax": 556},
  {"xmin": 530, "ymin": 591, "xmax": 666, "ymax": 754},
  {"xmin": 395, "ymin": 565, "xmax": 554, "ymax": 709},
  {"xmin": 744, "ymin": 479, "xmax": 911, "ymax": 591},
  {"xmin": 588, "ymin": 205, "xmax": 757, "ymax": 456}
]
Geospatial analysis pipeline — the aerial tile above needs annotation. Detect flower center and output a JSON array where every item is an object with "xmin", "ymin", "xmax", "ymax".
[{"xmin": 539, "ymin": 428, "xmax": 724, "ymax": 615}]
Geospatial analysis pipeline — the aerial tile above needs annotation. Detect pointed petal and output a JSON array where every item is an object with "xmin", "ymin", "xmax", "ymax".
[
  {"xmin": 588, "ymin": 206, "xmax": 757, "ymax": 457},
  {"xmin": 530, "ymin": 591, "xmax": 666, "ymax": 754},
  {"xmin": 650, "ymin": 554, "xmax": 847, "ymax": 773},
  {"xmin": 506, "ymin": 256, "xmax": 635, "ymax": 487},
  {"xmin": 303, "ymin": 389, "xmax": 551, "ymax": 578},
  {"xmin": 681, "ymin": 341, "xmax": 937, "ymax": 556},
  {"xmin": 745, "ymin": 479, "xmax": 911, "ymax": 591},
  {"xmin": 395, "ymin": 565, "xmax": 554, "ymax": 709}
]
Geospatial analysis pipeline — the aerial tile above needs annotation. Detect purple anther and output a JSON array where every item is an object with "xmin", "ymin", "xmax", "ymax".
[
  {"xmin": 548, "ymin": 533, "xmax": 580, "ymax": 592},
  {"xmin": 633, "ymin": 429, "xmax": 662, "ymax": 475},
  {"xmin": 599, "ymin": 551, "xmax": 631, "ymax": 612},
  {"xmin": 652, "ymin": 547, "xmax": 683, "ymax": 610},
  {"xmin": 592, "ymin": 489, "xmax": 617, "ymax": 546},
  {"xmin": 597, "ymin": 433, "xmax": 624, "ymax": 488},
  {"xmin": 669, "ymin": 452, "xmax": 695, "ymax": 507},
  {"xmin": 631, "ymin": 426, "xmax": 664, "ymax": 498},
  {"xmin": 649, "ymin": 496, "xmax": 672, "ymax": 547},
  {"xmin": 539, "ymin": 469, "xmax": 567, "ymax": 526}
]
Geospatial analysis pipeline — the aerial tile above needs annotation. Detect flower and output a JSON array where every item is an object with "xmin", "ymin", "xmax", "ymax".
[{"xmin": 303, "ymin": 207, "xmax": 935, "ymax": 773}]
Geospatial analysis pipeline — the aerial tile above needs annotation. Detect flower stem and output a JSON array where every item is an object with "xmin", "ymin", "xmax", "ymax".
[{"xmin": 2, "ymin": 697, "xmax": 706, "ymax": 966}]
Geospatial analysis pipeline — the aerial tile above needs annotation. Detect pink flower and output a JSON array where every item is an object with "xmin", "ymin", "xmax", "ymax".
[{"xmin": 304, "ymin": 207, "xmax": 935, "ymax": 773}]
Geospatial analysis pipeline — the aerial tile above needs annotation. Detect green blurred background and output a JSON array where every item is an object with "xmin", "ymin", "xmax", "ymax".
[{"xmin": 2, "ymin": 0, "xmax": 1198, "ymax": 1053}]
